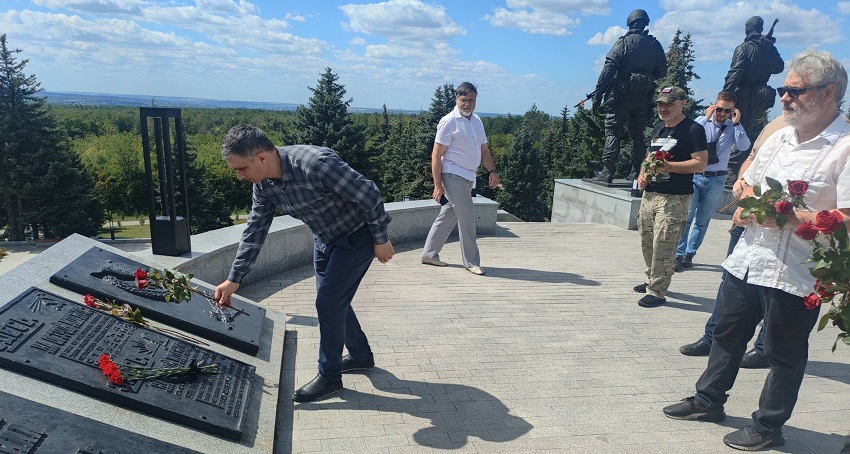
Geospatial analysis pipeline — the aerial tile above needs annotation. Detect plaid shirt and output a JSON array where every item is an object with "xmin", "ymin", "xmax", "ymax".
[{"xmin": 227, "ymin": 145, "xmax": 391, "ymax": 283}]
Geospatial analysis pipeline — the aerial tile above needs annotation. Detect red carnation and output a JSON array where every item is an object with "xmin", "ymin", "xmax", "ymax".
[
  {"xmin": 108, "ymin": 371, "xmax": 124, "ymax": 386},
  {"xmin": 787, "ymin": 180, "xmax": 809, "ymax": 197},
  {"xmin": 84, "ymin": 294, "xmax": 97, "ymax": 308},
  {"xmin": 795, "ymin": 221, "xmax": 819, "ymax": 241},
  {"xmin": 814, "ymin": 210, "xmax": 843, "ymax": 234},
  {"xmin": 774, "ymin": 200, "xmax": 793, "ymax": 215},
  {"xmin": 134, "ymin": 268, "xmax": 147, "ymax": 280},
  {"xmin": 804, "ymin": 293, "xmax": 822, "ymax": 310}
]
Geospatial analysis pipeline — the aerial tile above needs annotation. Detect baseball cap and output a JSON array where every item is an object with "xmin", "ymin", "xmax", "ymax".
[{"xmin": 656, "ymin": 86, "xmax": 687, "ymax": 103}]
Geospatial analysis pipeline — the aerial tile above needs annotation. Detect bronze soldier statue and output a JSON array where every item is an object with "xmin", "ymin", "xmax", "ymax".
[
  {"xmin": 723, "ymin": 16, "xmax": 783, "ymax": 186},
  {"xmin": 592, "ymin": 9, "xmax": 668, "ymax": 183}
]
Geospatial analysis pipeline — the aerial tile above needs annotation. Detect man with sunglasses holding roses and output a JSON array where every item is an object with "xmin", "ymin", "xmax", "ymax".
[{"xmin": 663, "ymin": 49, "xmax": 850, "ymax": 451}]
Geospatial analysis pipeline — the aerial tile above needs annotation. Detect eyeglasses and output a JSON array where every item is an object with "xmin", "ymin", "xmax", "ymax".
[
  {"xmin": 777, "ymin": 85, "xmax": 827, "ymax": 99},
  {"xmin": 457, "ymin": 97, "xmax": 476, "ymax": 104},
  {"xmin": 714, "ymin": 107, "xmax": 733, "ymax": 114}
]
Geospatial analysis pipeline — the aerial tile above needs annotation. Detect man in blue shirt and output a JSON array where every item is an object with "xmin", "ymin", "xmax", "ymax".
[
  {"xmin": 676, "ymin": 91, "xmax": 751, "ymax": 271},
  {"xmin": 214, "ymin": 124, "xmax": 395, "ymax": 403}
]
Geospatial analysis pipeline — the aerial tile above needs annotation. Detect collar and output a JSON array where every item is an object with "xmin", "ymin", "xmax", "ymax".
[
  {"xmin": 779, "ymin": 113, "xmax": 848, "ymax": 146},
  {"xmin": 451, "ymin": 106, "xmax": 476, "ymax": 121},
  {"xmin": 263, "ymin": 146, "xmax": 290, "ymax": 186}
]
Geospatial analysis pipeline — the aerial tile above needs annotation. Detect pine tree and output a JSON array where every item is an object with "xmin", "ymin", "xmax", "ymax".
[
  {"xmin": 496, "ymin": 113, "xmax": 549, "ymax": 221},
  {"xmin": 0, "ymin": 34, "xmax": 103, "ymax": 240},
  {"xmin": 380, "ymin": 115, "xmax": 433, "ymax": 202},
  {"xmin": 423, "ymin": 83, "xmax": 455, "ymax": 132},
  {"xmin": 541, "ymin": 106, "xmax": 571, "ymax": 208},
  {"xmin": 659, "ymin": 29, "xmax": 703, "ymax": 118},
  {"xmin": 563, "ymin": 106, "xmax": 605, "ymax": 178},
  {"xmin": 293, "ymin": 68, "xmax": 368, "ymax": 174}
]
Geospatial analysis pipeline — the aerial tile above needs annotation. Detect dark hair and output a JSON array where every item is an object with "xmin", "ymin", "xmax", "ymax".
[
  {"xmin": 456, "ymin": 82, "xmax": 478, "ymax": 98},
  {"xmin": 221, "ymin": 124, "xmax": 276, "ymax": 159},
  {"xmin": 716, "ymin": 91, "xmax": 737, "ymax": 104}
]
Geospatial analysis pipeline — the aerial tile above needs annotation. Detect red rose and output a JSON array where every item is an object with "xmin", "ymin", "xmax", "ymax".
[
  {"xmin": 795, "ymin": 221, "xmax": 819, "ymax": 240},
  {"xmin": 84, "ymin": 294, "xmax": 97, "ymax": 307},
  {"xmin": 654, "ymin": 150, "xmax": 665, "ymax": 160},
  {"xmin": 774, "ymin": 200, "xmax": 793, "ymax": 215},
  {"xmin": 787, "ymin": 180, "xmax": 809, "ymax": 197},
  {"xmin": 662, "ymin": 152, "xmax": 673, "ymax": 160},
  {"xmin": 803, "ymin": 293, "xmax": 822, "ymax": 309},
  {"xmin": 134, "ymin": 268, "xmax": 147, "ymax": 281},
  {"xmin": 136, "ymin": 279, "xmax": 147, "ymax": 290},
  {"xmin": 814, "ymin": 210, "xmax": 843, "ymax": 234}
]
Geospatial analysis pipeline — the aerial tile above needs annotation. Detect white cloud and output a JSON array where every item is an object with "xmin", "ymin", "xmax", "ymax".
[
  {"xmin": 839, "ymin": 2, "xmax": 850, "ymax": 15},
  {"xmin": 34, "ymin": 0, "xmax": 145, "ymax": 15},
  {"xmin": 505, "ymin": 0, "xmax": 609, "ymax": 16},
  {"xmin": 339, "ymin": 0, "xmax": 466, "ymax": 41},
  {"xmin": 285, "ymin": 12, "xmax": 305, "ymax": 22},
  {"xmin": 587, "ymin": 26, "xmax": 626, "ymax": 45},
  {"xmin": 486, "ymin": 7, "xmax": 579, "ymax": 36},
  {"xmin": 195, "ymin": 0, "xmax": 257, "ymax": 15},
  {"xmin": 349, "ymin": 37, "xmax": 367, "ymax": 46}
]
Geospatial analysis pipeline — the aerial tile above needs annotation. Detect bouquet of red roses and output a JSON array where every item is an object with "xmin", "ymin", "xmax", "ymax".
[
  {"xmin": 737, "ymin": 177, "xmax": 809, "ymax": 228},
  {"xmin": 642, "ymin": 150, "xmax": 674, "ymax": 183},
  {"xmin": 135, "ymin": 267, "xmax": 248, "ymax": 316},
  {"xmin": 795, "ymin": 210, "xmax": 850, "ymax": 351}
]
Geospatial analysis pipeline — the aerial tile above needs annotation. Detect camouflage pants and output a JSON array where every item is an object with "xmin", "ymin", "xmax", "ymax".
[{"xmin": 638, "ymin": 192, "xmax": 692, "ymax": 298}]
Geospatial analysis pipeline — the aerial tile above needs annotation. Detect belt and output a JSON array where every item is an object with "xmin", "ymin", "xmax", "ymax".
[{"xmin": 699, "ymin": 170, "xmax": 727, "ymax": 177}]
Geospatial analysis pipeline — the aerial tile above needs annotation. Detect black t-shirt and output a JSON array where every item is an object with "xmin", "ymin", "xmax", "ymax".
[{"xmin": 645, "ymin": 117, "xmax": 707, "ymax": 195}]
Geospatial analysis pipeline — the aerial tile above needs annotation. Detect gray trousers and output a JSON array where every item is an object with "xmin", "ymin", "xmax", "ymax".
[{"xmin": 422, "ymin": 173, "xmax": 480, "ymax": 268}]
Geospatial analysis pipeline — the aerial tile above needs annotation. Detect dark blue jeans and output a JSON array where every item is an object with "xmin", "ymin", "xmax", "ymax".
[
  {"xmin": 701, "ymin": 225, "xmax": 765, "ymax": 352},
  {"xmin": 695, "ymin": 273, "xmax": 820, "ymax": 433},
  {"xmin": 313, "ymin": 224, "xmax": 375, "ymax": 381}
]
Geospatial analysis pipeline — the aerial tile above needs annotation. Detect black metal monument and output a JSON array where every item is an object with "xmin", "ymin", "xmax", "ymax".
[{"xmin": 140, "ymin": 107, "xmax": 191, "ymax": 256}]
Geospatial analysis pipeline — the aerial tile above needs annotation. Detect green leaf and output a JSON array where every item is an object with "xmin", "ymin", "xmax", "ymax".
[
  {"xmin": 740, "ymin": 208, "xmax": 751, "ymax": 219},
  {"xmin": 765, "ymin": 176, "xmax": 783, "ymax": 192},
  {"xmin": 737, "ymin": 197, "xmax": 759, "ymax": 208},
  {"xmin": 756, "ymin": 210, "xmax": 767, "ymax": 225},
  {"xmin": 753, "ymin": 183, "xmax": 762, "ymax": 197},
  {"xmin": 776, "ymin": 215, "xmax": 787, "ymax": 229},
  {"xmin": 818, "ymin": 312, "xmax": 832, "ymax": 331}
]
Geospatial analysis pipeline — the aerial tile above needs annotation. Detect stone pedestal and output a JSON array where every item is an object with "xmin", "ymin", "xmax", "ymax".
[{"xmin": 551, "ymin": 179, "xmax": 641, "ymax": 230}]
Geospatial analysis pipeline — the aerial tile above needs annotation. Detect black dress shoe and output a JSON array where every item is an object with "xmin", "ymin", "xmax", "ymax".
[
  {"xmin": 341, "ymin": 353, "xmax": 375, "ymax": 373},
  {"xmin": 638, "ymin": 295, "xmax": 666, "ymax": 308},
  {"xmin": 292, "ymin": 374, "xmax": 343, "ymax": 402},
  {"xmin": 680, "ymin": 338, "xmax": 711, "ymax": 356},
  {"xmin": 740, "ymin": 348, "xmax": 769, "ymax": 369}
]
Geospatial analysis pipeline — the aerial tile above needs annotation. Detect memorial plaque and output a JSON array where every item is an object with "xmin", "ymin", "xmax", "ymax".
[
  {"xmin": 0, "ymin": 288, "xmax": 255, "ymax": 440},
  {"xmin": 49, "ymin": 248, "xmax": 265, "ymax": 355},
  {"xmin": 0, "ymin": 391, "xmax": 202, "ymax": 453}
]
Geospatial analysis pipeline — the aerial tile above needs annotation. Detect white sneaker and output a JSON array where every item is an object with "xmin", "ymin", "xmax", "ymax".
[
  {"xmin": 421, "ymin": 257, "xmax": 447, "ymax": 267},
  {"xmin": 467, "ymin": 266, "xmax": 485, "ymax": 275}
]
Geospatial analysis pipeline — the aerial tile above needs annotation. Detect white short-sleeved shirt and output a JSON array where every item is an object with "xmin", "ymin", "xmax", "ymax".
[
  {"xmin": 435, "ymin": 107, "xmax": 488, "ymax": 182},
  {"xmin": 724, "ymin": 114, "xmax": 850, "ymax": 297}
]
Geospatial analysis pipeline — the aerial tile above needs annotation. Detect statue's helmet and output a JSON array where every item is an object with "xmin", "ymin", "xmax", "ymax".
[{"xmin": 627, "ymin": 9, "xmax": 650, "ymax": 27}]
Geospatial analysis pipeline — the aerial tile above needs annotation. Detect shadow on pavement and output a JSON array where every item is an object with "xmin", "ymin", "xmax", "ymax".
[
  {"xmin": 805, "ymin": 359, "xmax": 850, "ymax": 385},
  {"xmin": 661, "ymin": 291, "xmax": 717, "ymax": 313},
  {"xmin": 296, "ymin": 368, "xmax": 533, "ymax": 450},
  {"xmin": 483, "ymin": 266, "xmax": 601, "ymax": 285}
]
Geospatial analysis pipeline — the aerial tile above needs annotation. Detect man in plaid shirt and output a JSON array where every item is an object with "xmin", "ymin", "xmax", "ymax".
[{"xmin": 215, "ymin": 124, "xmax": 394, "ymax": 403}]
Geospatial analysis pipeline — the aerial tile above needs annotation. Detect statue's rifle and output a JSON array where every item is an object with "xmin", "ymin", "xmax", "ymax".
[
  {"xmin": 765, "ymin": 19, "xmax": 778, "ymax": 42},
  {"xmin": 575, "ymin": 90, "xmax": 597, "ymax": 109}
]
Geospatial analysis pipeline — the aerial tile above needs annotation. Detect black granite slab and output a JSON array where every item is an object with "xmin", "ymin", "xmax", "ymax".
[
  {"xmin": 49, "ymin": 247, "xmax": 264, "ymax": 355},
  {"xmin": 0, "ymin": 288, "xmax": 255, "ymax": 441},
  {"xmin": 0, "ymin": 391, "xmax": 202, "ymax": 453}
]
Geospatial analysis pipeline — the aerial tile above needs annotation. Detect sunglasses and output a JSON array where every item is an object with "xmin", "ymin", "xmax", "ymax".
[
  {"xmin": 714, "ymin": 107, "xmax": 733, "ymax": 114},
  {"xmin": 777, "ymin": 85, "xmax": 826, "ymax": 99}
]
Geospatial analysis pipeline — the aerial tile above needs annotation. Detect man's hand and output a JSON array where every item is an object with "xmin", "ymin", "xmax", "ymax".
[
  {"xmin": 488, "ymin": 171, "xmax": 500, "ymax": 189},
  {"xmin": 374, "ymin": 240, "xmax": 395, "ymax": 263},
  {"xmin": 731, "ymin": 108, "xmax": 741, "ymax": 125},
  {"xmin": 214, "ymin": 280, "xmax": 240, "ymax": 309},
  {"xmin": 732, "ymin": 207, "xmax": 752, "ymax": 227},
  {"xmin": 637, "ymin": 173, "xmax": 648, "ymax": 189},
  {"xmin": 705, "ymin": 104, "xmax": 717, "ymax": 118},
  {"xmin": 432, "ymin": 186, "xmax": 444, "ymax": 203},
  {"xmin": 732, "ymin": 178, "xmax": 748, "ymax": 198}
]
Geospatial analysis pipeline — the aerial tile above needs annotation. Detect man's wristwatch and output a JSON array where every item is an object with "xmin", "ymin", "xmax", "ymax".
[{"xmin": 489, "ymin": 169, "xmax": 497, "ymax": 174}]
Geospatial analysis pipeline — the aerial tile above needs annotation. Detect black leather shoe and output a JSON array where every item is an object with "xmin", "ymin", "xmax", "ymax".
[
  {"xmin": 674, "ymin": 256, "xmax": 684, "ymax": 272},
  {"xmin": 638, "ymin": 295, "xmax": 666, "ymax": 308},
  {"xmin": 740, "ymin": 348, "xmax": 769, "ymax": 369},
  {"xmin": 341, "ymin": 353, "xmax": 375, "ymax": 373},
  {"xmin": 682, "ymin": 253, "xmax": 694, "ymax": 268},
  {"xmin": 680, "ymin": 338, "xmax": 711, "ymax": 356},
  {"xmin": 292, "ymin": 374, "xmax": 343, "ymax": 402},
  {"xmin": 633, "ymin": 283, "xmax": 648, "ymax": 294}
]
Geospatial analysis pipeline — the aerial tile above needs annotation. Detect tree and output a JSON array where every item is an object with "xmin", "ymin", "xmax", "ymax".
[
  {"xmin": 293, "ymin": 68, "xmax": 368, "ymax": 176},
  {"xmin": 423, "ymin": 83, "xmax": 455, "ymax": 132},
  {"xmin": 659, "ymin": 29, "xmax": 703, "ymax": 118},
  {"xmin": 0, "ymin": 34, "xmax": 103, "ymax": 240},
  {"xmin": 496, "ymin": 111, "xmax": 549, "ymax": 221},
  {"xmin": 381, "ymin": 115, "xmax": 432, "ymax": 201}
]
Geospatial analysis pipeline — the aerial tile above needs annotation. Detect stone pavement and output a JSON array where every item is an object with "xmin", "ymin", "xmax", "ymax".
[{"xmin": 239, "ymin": 220, "xmax": 850, "ymax": 454}]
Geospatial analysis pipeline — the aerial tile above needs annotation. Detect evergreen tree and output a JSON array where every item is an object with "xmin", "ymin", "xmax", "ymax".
[
  {"xmin": 423, "ymin": 83, "xmax": 455, "ymax": 132},
  {"xmin": 293, "ymin": 68, "xmax": 368, "ymax": 175},
  {"xmin": 0, "ymin": 34, "xmax": 103, "ymax": 240},
  {"xmin": 381, "ymin": 115, "xmax": 432, "ymax": 201},
  {"xmin": 563, "ymin": 106, "xmax": 606, "ymax": 179},
  {"xmin": 659, "ymin": 29, "xmax": 703, "ymax": 118},
  {"xmin": 496, "ymin": 113, "xmax": 549, "ymax": 221},
  {"xmin": 174, "ymin": 143, "xmax": 234, "ymax": 234},
  {"xmin": 541, "ymin": 106, "xmax": 571, "ymax": 208}
]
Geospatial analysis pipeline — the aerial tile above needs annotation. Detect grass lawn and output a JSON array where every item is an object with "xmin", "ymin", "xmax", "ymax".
[{"xmin": 98, "ymin": 218, "xmax": 247, "ymax": 239}]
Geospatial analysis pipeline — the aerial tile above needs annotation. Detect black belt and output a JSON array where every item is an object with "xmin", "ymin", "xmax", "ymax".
[{"xmin": 700, "ymin": 170, "xmax": 727, "ymax": 177}]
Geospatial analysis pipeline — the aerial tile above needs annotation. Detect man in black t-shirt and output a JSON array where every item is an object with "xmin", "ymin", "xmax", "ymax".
[{"xmin": 633, "ymin": 87, "xmax": 708, "ymax": 307}]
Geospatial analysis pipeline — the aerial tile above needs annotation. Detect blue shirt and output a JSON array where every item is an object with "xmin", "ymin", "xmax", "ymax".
[
  {"xmin": 227, "ymin": 145, "xmax": 391, "ymax": 283},
  {"xmin": 695, "ymin": 116, "xmax": 751, "ymax": 173}
]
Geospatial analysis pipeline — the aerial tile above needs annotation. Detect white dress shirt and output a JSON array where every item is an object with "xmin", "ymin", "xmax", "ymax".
[
  {"xmin": 724, "ymin": 114, "xmax": 850, "ymax": 297},
  {"xmin": 435, "ymin": 107, "xmax": 488, "ymax": 182}
]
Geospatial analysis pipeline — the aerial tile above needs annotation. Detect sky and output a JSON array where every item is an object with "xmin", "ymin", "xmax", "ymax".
[{"xmin": 2, "ymin": 0, "xmax": 849, "ymax": 116}]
